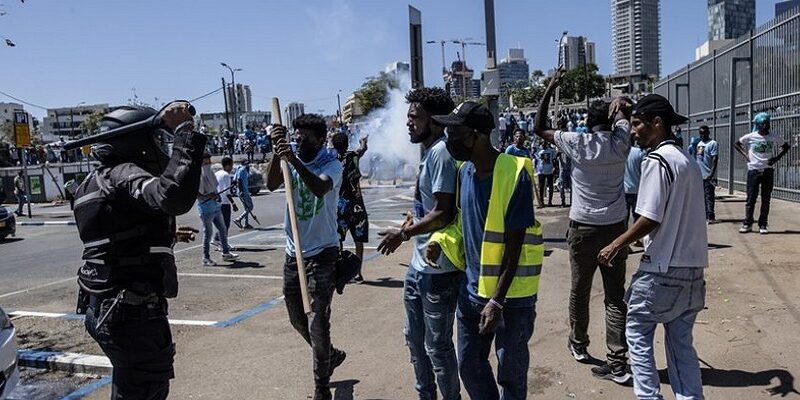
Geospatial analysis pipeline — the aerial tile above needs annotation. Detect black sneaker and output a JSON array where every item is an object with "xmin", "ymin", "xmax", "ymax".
[
  {"xmin": 591, "ymin": 362, "xmax": 631, "ymax": 384},
  {"xmin": 313, "ymin": 387, "xmax": 332, "ymax": 400},
  {"xmin": 329, "ymin": 348, "xmax": 347, "ymax": 376},
  {"xmin": 567, "ymin": 341, "xmax": 590, "ymax": 362}
]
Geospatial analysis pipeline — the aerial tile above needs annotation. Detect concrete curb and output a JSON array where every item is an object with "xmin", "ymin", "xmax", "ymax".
[
  {"xmin": 18, "ymin": 349, "xmax": 112, "ymax": 375},
  {"xmin": 18, "ymin": 221, "xmax": 76, "ymax": 226}
]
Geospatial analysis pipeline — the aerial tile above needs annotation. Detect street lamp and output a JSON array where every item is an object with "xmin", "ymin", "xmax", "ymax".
[
  {"xmin": 554, "ymin": 31, "xmax": 568, "ymax": 121},
  {"xmin": 220, "ymin": 62, "xmax": 243, "ymax": 132},
  {"xmin": 426, "ymin": 40, "xmax": 448, "ymax": 84}
]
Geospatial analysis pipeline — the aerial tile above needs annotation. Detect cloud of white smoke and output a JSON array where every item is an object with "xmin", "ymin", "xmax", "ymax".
[{"xmin": 350, "ymin": 71, "xmax": 418, "ymax": 181}]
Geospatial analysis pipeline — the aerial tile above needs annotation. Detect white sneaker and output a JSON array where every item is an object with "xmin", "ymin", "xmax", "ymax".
[
  {"xmin": 211, "ymin": 240, "xmax": 221, "ymax": 251},
  {"xmin": 203, "ymin": 258, "xmax": 216, "ymax": 266},
  {"xmin": 739, "ymin": 224, "xmax": 752, "ymax": 233},
  {"xmin": 759, "ymin": 227, "xmax": 769, "ymax": 234},
  {"xmin": 222, "ymin": 252, "xmax": 239, "ymax": 261}
]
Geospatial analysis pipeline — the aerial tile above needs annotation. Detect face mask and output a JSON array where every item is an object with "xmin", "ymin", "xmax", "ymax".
[{"xmin": 446, "ymin": 138, "xmax": 472, "ymax": 161}]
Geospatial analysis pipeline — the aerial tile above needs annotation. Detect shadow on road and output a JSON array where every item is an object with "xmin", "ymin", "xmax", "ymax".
[
  {"xmin": 213, "ymin": 261, "xmax": 265, "ymax": 269},
  {"xmin": 362, "ymin": 278, "xmax": 404, "ymax": 289},
  {"xmin": 330, "ymin": 379, "xmax": 360, "ymax": 400},
  {"xmin": 765, "ymin": 230, "xmax": 800, "ymax": 235},
  {"xmin": 708, "ymin": 243, "xmax": 732, "ymax": 250},
  {"xmin": 658, "ymin": 367, "xmax": 799, "ymax": 396},
  {"xmin": 231, "ymin": 247, "xmax": 276, "ymax": 252},
  {"xmin": 0, "ymin": 237, "xmax": 24, "ymax": 244}
]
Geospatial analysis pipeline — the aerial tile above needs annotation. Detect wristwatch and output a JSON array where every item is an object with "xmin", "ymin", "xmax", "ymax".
[{"xmin": 399, "ymin": 229, "xmax": 410, "ymax": 242}]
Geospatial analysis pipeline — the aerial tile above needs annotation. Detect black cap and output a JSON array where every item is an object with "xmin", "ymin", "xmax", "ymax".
[
  {"xmin": 632, "ymin": 94, "xmax": 688, "ymax": 125},
  {"xmin": 432, "ymin": 101, "xmax": 495, "ymax": 132}
]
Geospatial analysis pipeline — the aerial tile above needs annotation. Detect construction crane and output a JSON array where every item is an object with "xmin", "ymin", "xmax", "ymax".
[{"xmin": 426, "ymin": 38, "xmax": 485, "ymax": 99}]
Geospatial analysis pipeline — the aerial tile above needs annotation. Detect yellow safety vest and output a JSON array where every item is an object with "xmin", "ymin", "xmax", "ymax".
[{"xmin": 429, "ymin": 154, "xmax": 544, "ymax": 299}]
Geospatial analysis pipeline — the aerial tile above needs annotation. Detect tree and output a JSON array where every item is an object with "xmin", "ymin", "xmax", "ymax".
[
  {"xmin": 79, "ymin": 111, "xmax": 104, "ymax": 136},
  {"xmin": 556, "ymin": 63, "xmax": 606, "ymax": 104},
  {"xmin": 354, "ymin": 72, "xmax": 400, "ymax": 115},
  {"xmin": 0, "ymin": 122, "xmax": 13, "ymax": 144},
  {"xmin": 531, "ymin": 70, "xmax": 545, "ymax": 84}
]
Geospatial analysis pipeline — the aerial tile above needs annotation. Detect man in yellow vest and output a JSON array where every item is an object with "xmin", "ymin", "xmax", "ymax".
[{"xmin": 429, "ymin": 102, "xmax": 543, "ymax": 399}]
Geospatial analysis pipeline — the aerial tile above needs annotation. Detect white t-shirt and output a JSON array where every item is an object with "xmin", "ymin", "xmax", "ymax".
[
  {"xmin": 215, "ymin": 169, "xmax": 233, "ymax": 205},
  {"xmin": 739, "ymin": 132, "xmax": 782, "ymax": 171},
  {"xmin": 498, "ymin": 116, "xmax": 508, "ymax": 129},
  {"xmin": 636, "ymin": 140, "xmax": 708, "ymax": 273}
]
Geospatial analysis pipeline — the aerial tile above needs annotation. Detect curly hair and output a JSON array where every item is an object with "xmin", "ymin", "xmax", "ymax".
[
  {"xmin": 292, "ymin": 114, "xmax": 328, "ymax": 139},
  {"xmin": 405, "ymin": 87, "xmax": 455, "ymax": 116}
]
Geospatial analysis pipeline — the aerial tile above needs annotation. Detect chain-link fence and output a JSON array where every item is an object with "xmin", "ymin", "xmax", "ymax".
[{"xmin": 654, "ymin": 7, "xmax": 800, "ymax": 202}]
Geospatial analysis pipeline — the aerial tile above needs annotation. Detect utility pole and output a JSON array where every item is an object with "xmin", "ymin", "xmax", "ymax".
[
  {"xmin": 221, "ymin": 62, "xmax": 242, "ymax": 132},
  {"xmin": 580, "ymin": 36, "xmax": 590, "ymax": 109},
  {"xmin": 337, "ymin": 91, "xmax": 343, "ymax": 123},
  {"xmin": 426, "ymin": 40, "xmax": 448, "ymax": 85},
  {"xmin": 222, "ymin": 77, "xmax": 231, "ymax": 131},
  {"xmin": 483, "ymin": 0, "xmax": 499, "ymax": 144}
]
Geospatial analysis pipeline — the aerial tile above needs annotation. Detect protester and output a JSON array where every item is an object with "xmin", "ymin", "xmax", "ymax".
[
  {"xmin": 556, "ymin": 150, "xmax": 572, "ymax": 207},
  {"xmin": 212, "ymin": 156, "xmax": 238, "ymax": 250},
  {"xmin": 598, "ymin": 94, "xmax": 707, "ymax": 400},
  {"xmin": 376, "ymin": 87, "xmax": 461, "ymax": 400},
  {"xmin": 693, "ymin": 125, "xmax": 719, "ymax": 223},
  {"xmin": 429, "ymin": 101, "xmax": 542, "ymax": 399},
  {"xmin": 536, "ymin": 141, "xmax": 556, "ymax": 208},
  {"xmin": 332, "ymin": 132, "xmax": 369, "ymax": 282},
  {"xmin": 13, "ymin": 170, "xmax": 26, "ymax": 216},
  {"xmin": 534, "ymin": 68, "xmax": 633, "ymax": 384},
  {"xmin": 625, "ymin": 140, "xmax": 647, "ymax": 225},
  {"xmin": 498, "ymin": 113, "xmax": 509, "ymax": 143},
  {"xmin": 198, "ymin": 153, "xmax": 239, "ymax": 266},
  {"xmin": 232, "ymin": 161, "xmax": 254, "ymax": 229},
  {"xmin": 505, "ymin": 128, "xmax": 531, "ymax": 158},
  {"xmin": 266, "ymin": 114, "xmax": 345, "ymax": 400},
  {"xmin": 735, "ymin": 112, "xmax": 791, "ymax": 234}
]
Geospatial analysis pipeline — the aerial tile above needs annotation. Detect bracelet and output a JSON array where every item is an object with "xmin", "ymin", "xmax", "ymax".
[{"xmin": 489, "ymin": 298, "xmax": 504, "ymax": 310}]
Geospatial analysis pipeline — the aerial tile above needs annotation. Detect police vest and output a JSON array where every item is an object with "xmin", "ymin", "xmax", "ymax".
[
  {"xmin": 430, "ymin": 154, "xmax": 544, "ymax": 299},
  {"xmin": 73, "ymin": 164, "xmax": 177, "ymax": 297}
]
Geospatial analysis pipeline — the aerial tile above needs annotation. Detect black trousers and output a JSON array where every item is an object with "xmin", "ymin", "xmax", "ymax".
[
  {"xmin": 85, "ymin": 296, "xmax": 175, "ymax": 400},
  {"xmin": 567, "ymin": 221, "xmax": 629, "ymax": 365},
  {"xmin": 538, "ymin": 173, "xmax": 554, "ymax": 206},
  {"xmin": 745, "ymin": 168, "xmax": 775, "ymax": 227},
  {"xmin": 283, "ymin": 247, "xmax": 339, "ymax": 389}
]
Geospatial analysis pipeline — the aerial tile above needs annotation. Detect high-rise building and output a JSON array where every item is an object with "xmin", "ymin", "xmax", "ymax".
[
  {"xmin": 498, "ymin": 48, "xmax": 530, "ymax": 108},
  {"xmin": 708, "ymin": 0, "xmax": 755, "ymax": 40},
  {"xmin": 611, "ymin": 0, "xmax": 661, "ymax": 78},
  {"xmin": 225, "ymin": 83, "xmax": 252, "ymax": 114},
  {"xmin": 559, "ymin": 36, "xmax": 597, "ymax": 70},
  {"xmin": 776, "ymin": 0, "xmax": 800, "ymax": 17},
  {"xmin": 284, "ymin": 102, "xmax": 305, "ymax": 128},
  {"xmin": 446, "ymin": 60, "xmax": 475, "ymax": 100},
  {"xmin": 40, "ymin": 103, "xmax": 111, "ymax": 143}
]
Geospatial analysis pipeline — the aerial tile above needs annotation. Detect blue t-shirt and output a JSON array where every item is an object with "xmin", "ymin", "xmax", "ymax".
[
  {"xmin": 234, "ymin": 165, "xmax": 250, "ymax": 194},
  {"xmin": 694, "ymin": 139, "xmax": 719, "ymax": 180},
  {"xmin": 460, "ymin": 161, "xmax": 536, "ymax": 308},
  {"xmin": 537, "ymin": 148, "xmax": 556, "ymax": 175},
  {"xmin": 284, "ymin": 147, "xmax": 343, "ymax": 258},
  {"xmin": 505, "ymin": 144, "xmax": 530, "ymax": 158},
  {"xmin": 624, "ymin": 145, "xmax": 647, "ymax": 194},
  {"xmin": 410, "ymin": 139, "xmax": 458, "ymax": 274}
]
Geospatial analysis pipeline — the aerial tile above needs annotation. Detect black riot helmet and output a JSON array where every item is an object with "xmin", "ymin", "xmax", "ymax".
[
  {"xmin": 64, "ymin": 101, "xmax": 195, "ymax": 175},
  {"xmin": 91, "ymin": 106, "xmax": 170, "ymax": 174}
]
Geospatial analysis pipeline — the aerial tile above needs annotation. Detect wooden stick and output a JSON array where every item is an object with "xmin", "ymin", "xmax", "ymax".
[{"xmin": 272, "ymin": 97, "xmax": 311, "ymax": 314}]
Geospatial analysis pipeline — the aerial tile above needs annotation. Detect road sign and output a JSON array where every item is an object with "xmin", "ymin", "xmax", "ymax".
[
  {"xmin": 81, "ymin": 145, "xmax": 91, "ymax": 155},
  {"xmin": 14, "ymin": 111, "xmax": 31, "ymax": 147}
]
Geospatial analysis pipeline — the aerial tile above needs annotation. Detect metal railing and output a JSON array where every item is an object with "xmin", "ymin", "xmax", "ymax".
[{"xmin": 654, "ymin": 6, "xmax": 800, "ymax": 202}]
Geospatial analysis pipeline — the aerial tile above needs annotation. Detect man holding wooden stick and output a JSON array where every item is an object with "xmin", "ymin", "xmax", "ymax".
[{"xmin": 266, "ymin": 113, "xmax": 345, "ymax": 400}]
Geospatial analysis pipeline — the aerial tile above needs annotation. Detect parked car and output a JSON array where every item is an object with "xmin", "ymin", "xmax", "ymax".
[
  {"xmin": 0, "ymin": 207, "xmax": 16, "ymax": 241},
  {"xmin": 0, "ymin": 307, "xmax": 19, "ymax": 400},
  {"xmin": 247, "ymin": 166, "xmax": 264, "ymax": 196}
]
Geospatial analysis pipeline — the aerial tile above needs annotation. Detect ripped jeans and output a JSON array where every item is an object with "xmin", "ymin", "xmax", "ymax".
[{"xmin": 403, "ymin": 268, "xmax": 463, "ymax": 400}]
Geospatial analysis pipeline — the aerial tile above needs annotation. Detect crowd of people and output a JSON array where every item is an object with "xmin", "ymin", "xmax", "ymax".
[{"xmin": 65, "ymin": 65, "xmax": 792, "ymax": 400}]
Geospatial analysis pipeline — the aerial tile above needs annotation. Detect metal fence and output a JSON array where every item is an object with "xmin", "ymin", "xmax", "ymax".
[{"xmin": 654, "ymin": 7, "xmax": 800, "ymax": 202}]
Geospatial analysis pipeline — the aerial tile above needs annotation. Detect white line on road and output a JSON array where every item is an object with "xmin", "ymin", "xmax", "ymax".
[
  {"xmin": 178, "ymin": 273, "xmax": 282, "ymax": 280},
  {"xmin": 0, "ymin": 277, "xmax": 75, "ymax": 299},
  {"xmin": 8, "ymin": 310, "xmax": 219, "ymax": 326}
]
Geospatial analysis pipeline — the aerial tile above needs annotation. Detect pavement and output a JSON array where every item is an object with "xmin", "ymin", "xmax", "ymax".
[{"xmin": 2, "ymin": 187, "xmax": 800, "ymax": 399}]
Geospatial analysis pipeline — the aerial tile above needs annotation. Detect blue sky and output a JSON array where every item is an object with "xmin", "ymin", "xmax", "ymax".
[{"xmin": 0, "ymin": 0, "xmax": 784, "ymax": 119}]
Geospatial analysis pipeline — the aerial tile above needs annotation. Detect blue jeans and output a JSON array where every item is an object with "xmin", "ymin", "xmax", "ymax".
[
  {"xmin": 626, "ymin": 268, "xmax": 706, "ymax": 400},
  {"xmin": 403, "ymin": 268, "xmax": 462, "ymax": 400},
  {"xmin": 457, "ymin": 294, "xmax": 536, "ymax": 400},
  {"xmin": 235, "ymin": 194, "xmax": 253, "ymax": 225},
  {"xmin": 16, "ymin": 192, "xmax": 26, "ymax": 215},
  {"xmin": 201, "ymin": 209, "xmax": 230, "ymax": 259}
]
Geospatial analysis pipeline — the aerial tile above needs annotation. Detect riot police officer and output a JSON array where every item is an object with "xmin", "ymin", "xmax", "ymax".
[{"xmin": 66, "ymin": 102, "xmax": 206, "ymax": 399}]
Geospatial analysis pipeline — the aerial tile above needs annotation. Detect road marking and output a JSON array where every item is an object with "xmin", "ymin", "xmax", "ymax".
[
  {"xmin": 61, "ymin": 376, "xmax": 112, "ymax": 400},
  {"xmin": 178, "ymin": 273, "xmax": 282, "ymax": 280},
  {"xmin": 0, "ymin": 277, "xmax": 74, "ymax": 299},
  {"xmin": 18, "ymin": 349, "xmax": 112, "ymax": 375},
  {"xmin": 213, "ymin": 295, "xmax": 285, "ymax": 328},
  {"xmin": 18, "ymin": 220, "xmax": 77, "ymax": 226},
  {"xmin": 173, "ymin": 228, "xmax": 269, "ymax": 254},
  {"xmin": 7, "ymin": 311, "xmax": 219, "ymax": 326}
]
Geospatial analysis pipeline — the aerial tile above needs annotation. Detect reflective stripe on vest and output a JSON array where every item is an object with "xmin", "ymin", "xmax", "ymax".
[{"xmin": 478, "ymin": 154, "xmax": 544, "ymax": 299}]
